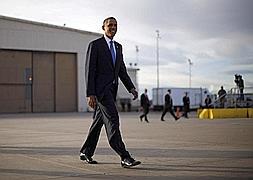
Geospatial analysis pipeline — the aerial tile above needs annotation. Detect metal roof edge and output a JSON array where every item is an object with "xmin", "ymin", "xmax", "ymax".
[{"xmin": 0, "ymin": 14, "xmax": 102, "ymax": 36}]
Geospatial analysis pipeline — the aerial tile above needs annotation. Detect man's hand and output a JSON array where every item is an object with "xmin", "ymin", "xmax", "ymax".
[
  {"xmin": 87, "ymin": 96, "xmax": 96, "ymax": 109},
  {"xmin": 130, "ymin": 88, "xmax": 138, "ymax": 100}
]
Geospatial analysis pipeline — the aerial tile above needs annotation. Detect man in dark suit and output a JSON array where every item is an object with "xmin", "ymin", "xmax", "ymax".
[
  {"xmin": 205, "ymin": 95, "xmax": 212, "ymax": 108},
  {"xmin": 160, "ymin": 89, "xmax": 179, "ymax": 121},
  {"xmin": 80, "ymin": 17, "xmax": 141, "ymax": 168},
  {"xmin": 140, "ymin": 89, "xmax": 150, "ymax": 123},
  {"xmin": 182, "ymin": 92, "xmax": 190, "ymax": 118}
]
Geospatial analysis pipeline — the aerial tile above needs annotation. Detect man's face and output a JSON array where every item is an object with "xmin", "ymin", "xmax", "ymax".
[{"xmin": 103, "ymin": 18, "xmax": 117, "ymax": 39}]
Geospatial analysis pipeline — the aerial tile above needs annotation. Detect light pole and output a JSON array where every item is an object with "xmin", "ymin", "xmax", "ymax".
[
  {"xmin": 156, "ymin": 30, "xmax": 160, "ymax": 105},
  {"xmin": 188, "ymin": 59, "xmax": 193, "ymax": 88},
  {"xmin": 135, "ymin": 45, "xmax": 139, "ymax": 66}
]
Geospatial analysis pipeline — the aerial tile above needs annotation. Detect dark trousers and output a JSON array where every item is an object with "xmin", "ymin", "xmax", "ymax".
[
  {"xmin": 80, "ymin": 90, "xmax": 131, "ymax": 160},
  {"xmin": 161, "ymin": 106, "xmax": 177, "ymax": 120},
  {"xmin": 183, "ymin": 105, "xmax": 189, "ymax": 118},
  {"xmin": 240, "ymin": 88, "xmax": 244, "ymax": 100},
  {"xmin": 140, "ymin": 106, "xmax": 149, "ymax": 121}
]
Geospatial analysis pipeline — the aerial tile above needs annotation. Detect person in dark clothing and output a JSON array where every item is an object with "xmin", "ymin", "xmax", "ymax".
[
  {"xmin": 218, "ymin": 86, "xmax": 226, "ymax": 108},
  {"xmin": 182, "ymin": 92, "xmax": 190, "ymax": 118},
  {"xmin": 80, "ymin": 17, "xmax": 141, "ymax": 168},
  {"xmin": 140, "ymin": 89, "xmax": 150, "ymax": 123},
  {"xmin": 234, "ymin": 74, "xmax": 244, "ymax": 100},
  {"xmin": 161, "ymin": 89, "xmax": 179, "ymax": 121},
  {"xmin": 238, "ymin": 75, "xmax": 244, "ymax": 100},
  {"xmin": 205, "ymin": 95, "xmax": 212, "ymax": 108}
]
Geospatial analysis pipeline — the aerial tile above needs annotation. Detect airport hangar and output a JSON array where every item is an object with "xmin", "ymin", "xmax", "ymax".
[{"xmin": 0, "ymin": 15, "xmax": 139, "ymax": 113}]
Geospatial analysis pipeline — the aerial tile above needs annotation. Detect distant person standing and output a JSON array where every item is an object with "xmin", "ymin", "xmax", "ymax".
[
  {"xmin": 161, "ymin": 89, "xmax": 179, "ymax": 121},
  {"xmin": 205, "ymin": 95, "xmax": 212, "ymax": 108},
  {"xmin": 238, "ymin": 75, "xmax": 244, "ymax": 100},
  {"xmin": 218, "ymin": 86, "xmax": 226, "ymax": 108},
  {"xmin": 140, "ymin": 89, "xmax": 150, "ymax": 123},
  {"xmin": 182, "ymin": 92, "xmax": 190, "ymax": 118}
]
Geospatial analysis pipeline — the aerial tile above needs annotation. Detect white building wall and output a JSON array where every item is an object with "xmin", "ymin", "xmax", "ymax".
[
  {"xmin": 118, "ymin": 68, "xmax": 139, "ymax": 96},
  {"xmin": 117, "ymin": 67, "xmax": 140, "ymax": 109},
  {"xmin": 0, "ymin": 15, "xmax": 101, "ymax": 112},
  {"xmin": 152, "ymin": 87, "xmax": 210, "ymax": 109}
]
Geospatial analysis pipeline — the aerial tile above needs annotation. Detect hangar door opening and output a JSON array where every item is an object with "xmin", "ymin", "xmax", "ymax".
[
  {"xmin": 0, "ymin": 50, "xmax": 32, "ymax": 113},
  {"xmin": 0, "ymin": 50, "xmax": 77, "ymax": 113}
]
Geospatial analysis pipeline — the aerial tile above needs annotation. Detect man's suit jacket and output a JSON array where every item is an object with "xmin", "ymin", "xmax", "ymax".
[
  {"xmin": 140, "ymin": 93, "xmax": 150, "ymax": 108},
  {"xmin": 164, "ymin": 94, "xmax": 173, "ymax": 108},
  {"xmin": 85, "ymin": 36, "xmax": 135, "ymax": 101}
]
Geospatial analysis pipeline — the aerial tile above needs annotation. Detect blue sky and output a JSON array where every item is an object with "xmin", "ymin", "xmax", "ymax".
[{"xmin": 1, "ymin": 0, "xmax": 253, "ymax": 95}]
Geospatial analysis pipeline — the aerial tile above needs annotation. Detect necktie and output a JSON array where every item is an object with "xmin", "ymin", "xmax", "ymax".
[{"xmin": 110, "ymin": 40, "xmax": 116, "ymax": 65}]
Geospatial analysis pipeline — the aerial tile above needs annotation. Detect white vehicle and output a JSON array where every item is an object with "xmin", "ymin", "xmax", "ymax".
[{"xmin": 152, "ymin": 87, "xmax": 211, "ymax": 110}]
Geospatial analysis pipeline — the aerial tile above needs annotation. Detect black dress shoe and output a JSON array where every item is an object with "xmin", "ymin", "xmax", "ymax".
[
  {"xmin": 121, "ymin": 157, "xmax": 141, "ymax": 168},
  {"xmin": 80, "ymin": 153, "xmax": 97, "ymax": 164}
]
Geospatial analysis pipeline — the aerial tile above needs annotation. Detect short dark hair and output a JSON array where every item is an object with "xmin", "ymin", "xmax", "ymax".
[
  {"xmin": 103, "ymin": 17, "xmax": 117, "ymax": 25},
  {"xmin": 167, "ymin": 89, "xmax": 171, "ymax": 93},
  {"xmin": 102, "ymin": 17, "xmax": 117, "ymax": 30}
]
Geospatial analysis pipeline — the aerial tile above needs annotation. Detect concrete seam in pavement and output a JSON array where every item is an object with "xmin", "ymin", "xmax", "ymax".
[{"xmin": 16, "ymin": 153, "xmax": 102, "ymax": 174}]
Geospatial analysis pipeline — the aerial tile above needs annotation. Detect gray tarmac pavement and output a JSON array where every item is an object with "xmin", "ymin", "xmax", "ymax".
[{"xmin": 0, "ymin": 112, "xmax": 253, "ymax": 179}]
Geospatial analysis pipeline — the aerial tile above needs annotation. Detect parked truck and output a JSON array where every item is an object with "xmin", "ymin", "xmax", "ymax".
[{"xmin": 152, "ymin": 87, "xmax": 211, "ymax": 110}]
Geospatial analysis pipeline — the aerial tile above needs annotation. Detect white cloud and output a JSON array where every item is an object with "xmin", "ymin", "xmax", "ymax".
[{"xmin": 1, "ymin": 0, "xmax": 253, "ymax": 96}]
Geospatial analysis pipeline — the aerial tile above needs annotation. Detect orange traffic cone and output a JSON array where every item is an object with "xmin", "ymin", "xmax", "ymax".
[{"xmin": 176, "ymin": 107, "xmax": 180, "ymax": 118}]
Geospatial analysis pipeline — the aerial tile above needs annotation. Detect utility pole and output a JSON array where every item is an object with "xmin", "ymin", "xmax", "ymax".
[
  {"xmin": 156, "ymin": 30, "xmax": 160, "ymax": 105},
  {"xmin": 135, "ymin": 45, "xmax": 139, "ymax": 66},
  {"xmin": 188, "ymin": 59, "xmax": 193, "ymax": 88}
]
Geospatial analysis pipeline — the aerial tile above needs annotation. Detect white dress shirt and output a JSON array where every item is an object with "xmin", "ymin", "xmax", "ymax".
[{"xmin": 104, "ymin": 35, "xmax": 116, "ymax": 57}]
